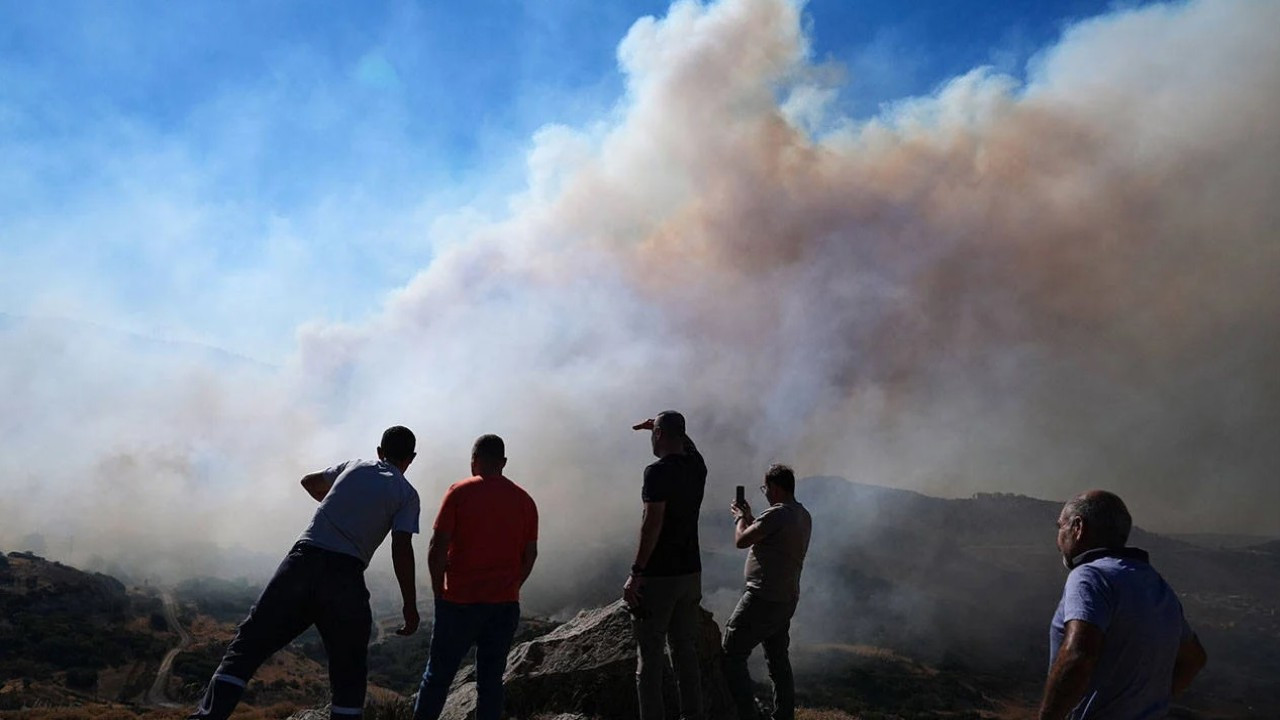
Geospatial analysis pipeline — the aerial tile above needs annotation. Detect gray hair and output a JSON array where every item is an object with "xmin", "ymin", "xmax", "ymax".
[{"xmin": 1063, "ymin": 490, "xmax": 1132, "ymax": 548}]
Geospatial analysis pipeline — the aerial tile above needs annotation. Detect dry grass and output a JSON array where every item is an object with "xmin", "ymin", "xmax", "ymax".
[
  {"xmin": 797, "ymin": 709, "xmax": 862, "ymax": 720},
  {"xmin": 0, "ymin": 702, "xmax": 302, "ymax": 720}
]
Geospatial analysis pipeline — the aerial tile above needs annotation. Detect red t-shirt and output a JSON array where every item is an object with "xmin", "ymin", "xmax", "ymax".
[{"xmin": 433, "ymin": 475, "xmax": 538, "ymax": 604}]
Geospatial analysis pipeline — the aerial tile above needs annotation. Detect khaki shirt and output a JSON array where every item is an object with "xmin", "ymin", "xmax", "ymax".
[{"xmin": 744, "ymin": 500, "xmax": 812, "ymax": 602}]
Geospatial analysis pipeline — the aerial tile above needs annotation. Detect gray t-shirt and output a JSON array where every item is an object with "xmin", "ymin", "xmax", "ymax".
[
  {"xmin": 744, "ymin": 500, "xmax": 812, "ymax": 602},
  {"xmin": 1049, "ymin": 549, "xmax": 1192, "ymax": 720},
  {"xmin": 297, "ymin": 458, "xmax": 420, "ymax": 567}
]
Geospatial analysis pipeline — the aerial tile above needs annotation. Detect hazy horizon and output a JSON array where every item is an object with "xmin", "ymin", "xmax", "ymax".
[{"xmin": 3, "ymin": 0, "xmax": 1278, "ymax": 601}]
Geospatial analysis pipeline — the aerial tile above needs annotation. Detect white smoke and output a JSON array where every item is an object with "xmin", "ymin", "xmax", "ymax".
[{"xmin": 2, "ymin": 0, "xmax": 1278, "ymax": 609}]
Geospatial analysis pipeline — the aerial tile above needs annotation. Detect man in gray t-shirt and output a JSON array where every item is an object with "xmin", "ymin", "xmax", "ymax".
[
  {"xmin": 189, "ymin": 426, "xmax": 422, "ymax": 720},
  {"xmin": 1040, "ymin": 490, "xmax": 1207, "ymax": 720},
  {"xmin": 298, "ymin": 457, "xmax": 421, "ymax": 566},
  {"xmin": 725, "ymin": 464, "xmax": 813, "ymax": 720}
]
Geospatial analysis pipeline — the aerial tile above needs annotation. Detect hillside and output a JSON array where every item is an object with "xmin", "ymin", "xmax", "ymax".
[
  {"xmin": 0, "ymin": 552, "xmax": 173, "ymax": 709},
  {"xmin": 765, "ymin": 478, "xmax": 1280, "ymax": 718},
  {"xmin": 3, "ymin": 480, "xmax": 1278, "ymax": 719},
  {"xmin": 1247, "ymin": 539, "xmax": 1280, "ymax": 555}
]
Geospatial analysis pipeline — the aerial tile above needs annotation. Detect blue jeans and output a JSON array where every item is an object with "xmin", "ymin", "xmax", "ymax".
[{"xmin": 412, "ymin": 599, "xmax": 520, "ymax": 720}]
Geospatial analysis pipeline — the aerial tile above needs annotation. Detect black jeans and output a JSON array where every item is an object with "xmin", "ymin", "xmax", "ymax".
[
  {"xmin": 189, "ymin": 542, "xmax": 372, "ymax": 719},
  {"xmin": 722, "ymin": 591, "xmax": 798, "ymax": 720}
]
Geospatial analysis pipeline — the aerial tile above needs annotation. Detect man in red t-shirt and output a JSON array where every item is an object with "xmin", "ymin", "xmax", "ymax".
[{"xmin": 411, "ymin": 434, "xmax": 538, "ymax": 720}]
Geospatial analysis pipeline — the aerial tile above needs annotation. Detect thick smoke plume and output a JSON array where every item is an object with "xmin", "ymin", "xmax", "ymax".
[{"xmin": 2, "ymin": 0, "xmax": 1278, "ymax": 612}]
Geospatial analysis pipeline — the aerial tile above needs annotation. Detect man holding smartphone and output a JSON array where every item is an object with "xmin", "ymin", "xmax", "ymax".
[{"xmin": 725, "ymin": 464, "xmax": 812, "ymax": 720}]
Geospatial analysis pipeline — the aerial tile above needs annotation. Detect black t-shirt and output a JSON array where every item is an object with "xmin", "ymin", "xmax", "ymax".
[{"xmin": 640, "ymin": 447, "xmax": 707, "ymax": 577}]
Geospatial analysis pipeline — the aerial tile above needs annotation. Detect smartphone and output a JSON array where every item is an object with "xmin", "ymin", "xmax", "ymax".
[{"xmin": 735, "ymin": 485, "xmax": 745, "ymax": 505}]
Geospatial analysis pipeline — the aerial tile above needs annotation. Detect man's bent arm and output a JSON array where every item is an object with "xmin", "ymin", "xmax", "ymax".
[
  {"xmin": 391, "ymin": 532, "xmax": 419, "ymax": 635},
  {"xmin": 1038, "ymin": 620, "xmax": 1104, "ymax": 720},
  {"xmin": 735, "ymin": 518, "xmax": 768, "ymax": 549},
  {"xmin": 520, "ymin": 540, "xmax": 538, "ymax": 586},
  {"xmin": 427, "ymin": 530, "xmax": 450, "ymax": 597},
  {"xmin": 1171, "ymin": 633, "xmax": 1207, "ymax": 696},
  {"xmin": 633, "ymin": 502, "xmax": 666, "ymax": 570},
  {"xmin": 300, "ymin": 471, "xmax": 333, "ymax": 502}
]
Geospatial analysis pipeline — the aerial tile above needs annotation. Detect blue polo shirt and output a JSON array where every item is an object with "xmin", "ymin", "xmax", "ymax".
[{"xmin": 1049, "ymin": 548, "xmax": 1193, "ymax": 720}]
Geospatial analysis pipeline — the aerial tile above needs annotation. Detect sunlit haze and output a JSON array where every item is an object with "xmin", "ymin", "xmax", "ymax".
[{"xmin": 2, "ymin": 0, "xmax": 1277, "ymax": 595}]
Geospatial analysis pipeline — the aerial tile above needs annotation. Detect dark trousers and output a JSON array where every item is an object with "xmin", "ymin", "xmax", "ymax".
[
  {"xmin": 412, "ymin": 599, "xmax": 521, "ymax": 720},
  {"xmin": 189, "ymin": 543, "xmax": 372, "ymax": 719},
  {"xmin": 722, "ymin": 591, "xmax": 798, "ymax": 720},
  {"xmin": 633, "ymin": 572, "xmax": 703, "ymax": 720}
]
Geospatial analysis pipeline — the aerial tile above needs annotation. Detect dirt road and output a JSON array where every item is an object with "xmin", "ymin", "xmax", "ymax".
[{"xmin": 147, "ymin": 590, "xmax": 193, "ymax": 707}]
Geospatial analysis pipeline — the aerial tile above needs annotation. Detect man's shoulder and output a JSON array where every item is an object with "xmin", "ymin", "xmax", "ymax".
[
  {"xmin": 327, "ymin": 458, "xmax": 375, "ymax": 483},
  {"xmin": 507, "ymin": 476, "xmax": 535, "ymax": 499},
  {"xmin": 354, "ymin": 459, "xmax": 413, "ymax": 486},
  {"xmin": 335, "ymin": 457, "xmax": 369, "ymax": 472},
  {"xmin": 643, "ymin": 458, "xmax": 674, "ymax": 484},
  {"xmin": 448, "ymin": 475, "xmax": 530, "ymax": 498},
  {"xmin": 651, "ymin": 452, "xmax": 705, "ymax": 476},
  {"xmin": 340, "ymin": 458, "xmax": 399, "ymax": 477},
  {"xmin": 763, "ymin": 501, "xmax": 806, "ymax": 517},
  {"xmin": 494, "ymin": 475, "xmax": 535, "ymax": 501},
  {"xmin": 759, "ymin": 503, "xmax": 805, "ymax": 530},
  {"xmin": 399, "ymin": 475, "xmax": 419, "ymax": 499},
  {"xmin": 447, "ymin": 475, "xmax": 484, "ymax": 494},
  {"xmin": 1066, "ymin": 561, "xmax": 1114, "ymax": 593}
]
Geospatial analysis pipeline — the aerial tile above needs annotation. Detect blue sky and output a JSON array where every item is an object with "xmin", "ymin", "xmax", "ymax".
[{"xmin": 0, "ymin": 0, "xmax": 1152, "ymax": 362}]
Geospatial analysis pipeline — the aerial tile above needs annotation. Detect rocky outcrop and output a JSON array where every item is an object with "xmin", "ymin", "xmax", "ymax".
[
  {"xmin": 285, "ymin": 599, "xmax": 735, "ymax": 720},
  {"xmin": 438, "ymin": 600, "xmax": 735, "ymax": 720}
]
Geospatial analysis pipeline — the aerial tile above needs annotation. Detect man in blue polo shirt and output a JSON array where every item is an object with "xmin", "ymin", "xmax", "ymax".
[
  {"xmin": 188, "ymin": 425, "xmax": 422, "ymax": 720},
  {"xmin": 1039, "ymin": 490, "xmax": 1208, "ymax": 720}
]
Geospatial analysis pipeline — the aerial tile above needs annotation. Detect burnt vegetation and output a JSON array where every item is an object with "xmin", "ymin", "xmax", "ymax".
[
  {"xmin": 2, "ymin": 482, "xmax": 1278, "ymax": 718},
  {"xmin": 0, "ymin": 553, "xmax": 171, "ymax": 708}
]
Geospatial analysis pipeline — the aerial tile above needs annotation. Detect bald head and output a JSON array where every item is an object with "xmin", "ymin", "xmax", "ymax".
[{"xmin": 1061, "ymin": 490, "xmax": 1132, "ymax": 550}]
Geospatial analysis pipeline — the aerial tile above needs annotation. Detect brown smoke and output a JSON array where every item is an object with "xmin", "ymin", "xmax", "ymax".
[
  {"xmin": 3, "ymin": 0, "xmax": 1278, "ymax": 604},
  {"xmin": 359, "ymin": 0, "xmax": 1280, "ymax": 536}
]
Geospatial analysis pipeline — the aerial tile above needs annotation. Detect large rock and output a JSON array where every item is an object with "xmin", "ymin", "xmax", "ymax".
[{"xmin": 440, "ymin": 600, "xmax": 736, "ymax": 720}]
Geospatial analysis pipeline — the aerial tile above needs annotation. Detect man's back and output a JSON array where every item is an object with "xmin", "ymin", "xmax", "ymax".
[
  {"xmin": 435, "ymin": 475, "xmax": 538, "ymax": 603},
  {"xmin": 641, "ymin": 450, "xmax": 707, "ymax": 577},
  {"xmin": 1050, "ymin": 551, "xmax": 1188, "ymax": 719},
  {"xmin": 298, "ymin": 458, "xmax": 420, "ymax": 566},
  {"xmin": 744, "ymin": 500, "xmax": 812, "ymax": 602}
]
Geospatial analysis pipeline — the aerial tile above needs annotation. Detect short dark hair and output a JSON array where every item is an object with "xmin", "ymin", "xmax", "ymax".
[
  {"xmin": 654, "ymin": 410, "xmax": 686, "ymax": 435},
  {"xmin": 764, "ymin": 464, "xmax": 795, "ymax": 494},
  {"xmin": 1063, "ymin": 490, "xmax": 1132, "ymax": 548},
  {"xmin": 380, "ymin": 426, "xmax": 416, "ymax": 462},
  {"xmin": 472, "ymin": 434, "xmax": 505, "ymax": 461}
]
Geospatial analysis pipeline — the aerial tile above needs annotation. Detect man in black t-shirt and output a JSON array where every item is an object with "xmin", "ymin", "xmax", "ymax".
[{"xmin": 624, "ymin": 410, "xmax": 707, "ymax": 720}]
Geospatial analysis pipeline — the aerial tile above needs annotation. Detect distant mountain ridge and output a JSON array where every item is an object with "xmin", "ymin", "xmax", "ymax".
[
  {"xmin": 774, "ymin": 477, "xmax": 1280, "ymax": 717},
  {"xmin": 4, "ymin": 479, "xmax": 1278, "ymax": 719},
  {"xmin": 0, "ymin": 311, "xmax": 275, "ymax": 371}
]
